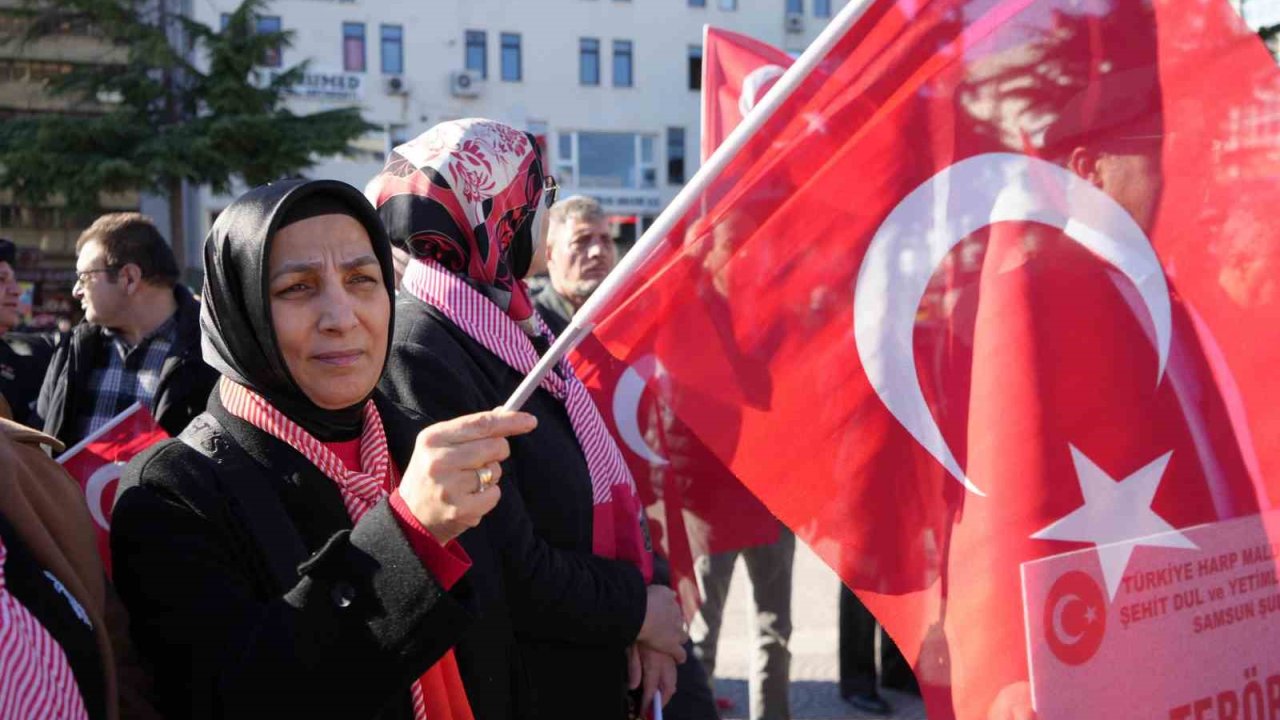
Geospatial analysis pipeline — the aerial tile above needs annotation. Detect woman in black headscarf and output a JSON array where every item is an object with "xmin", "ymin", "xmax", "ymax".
[{"xmin": 110, "ymin": 178, "xmax": 534, "ymax": 720}]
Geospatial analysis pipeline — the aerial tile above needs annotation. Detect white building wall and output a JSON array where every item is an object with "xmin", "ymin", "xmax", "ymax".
[{"xmin": 188, "ymin": 0, "xmax": 849, "ymax": 243}]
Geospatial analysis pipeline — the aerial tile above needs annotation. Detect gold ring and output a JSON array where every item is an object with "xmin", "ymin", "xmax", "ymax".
[{"xmin": 475, "ymin": 465, "xmax": 495, "ymax": 493}]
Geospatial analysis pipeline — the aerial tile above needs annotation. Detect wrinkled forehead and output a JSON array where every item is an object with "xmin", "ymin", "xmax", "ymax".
[{"xmin": 268, "ymin": 214, "xmax": 376, "ymax": 269}]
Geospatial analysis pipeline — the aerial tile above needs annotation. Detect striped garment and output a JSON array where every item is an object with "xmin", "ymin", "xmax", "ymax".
[
  {"xmin": 218, "ymin": 378, "xmax": 460, "ymax": 720},
  {"xmin": 402, "ymin": 259, "xmax": 652, "ymax": 580},
  {"xmin": 0, "ymin": 537, "xmax": 89, "ymax": 720}
]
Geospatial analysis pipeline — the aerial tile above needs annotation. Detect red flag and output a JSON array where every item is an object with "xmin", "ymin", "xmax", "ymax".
[
  {"xmin": 58, "ymin": 403, "xmax": 168, "ymax": 574},
  {"xmin": 571, "ymin": 0, "xmax": 1280, "ymax": 716},
  {"xmin": 701, "ymin": 27, "xmax": 794, "ymax": 161}
]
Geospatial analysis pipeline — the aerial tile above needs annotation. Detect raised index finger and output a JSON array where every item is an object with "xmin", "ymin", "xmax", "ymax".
[{"xmin": 421, "ymin": 410, "xmax": 537, "ymax": 447}]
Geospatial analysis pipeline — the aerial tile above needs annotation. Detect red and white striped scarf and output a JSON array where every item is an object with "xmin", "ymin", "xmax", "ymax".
[
  {"xmin": 220, "ymin": 378, "xmax": 470, "ymax": 720},
  {"xmin": 0, "ymin": 537, "xmax": 89, "ymax": 720},
  {"xmin": 403, "ymin": 259, "xmax": 653, "ymax": 581}
]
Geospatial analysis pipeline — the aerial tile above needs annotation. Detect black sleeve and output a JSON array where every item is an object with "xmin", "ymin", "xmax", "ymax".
[
  {"xmin": 485, "ymin": 470, "xmax": 647, "ymax": 648},
  {"xmin": 382, "ymin": 334, "xmax": 647, "ymax": 649},
  {"xmin": 110, "ymin": 442, "xmax": 473, "ymax": 720},
  {"xmin": 31, "ymin": 340, "xmax": 67, "ymax": 434}
]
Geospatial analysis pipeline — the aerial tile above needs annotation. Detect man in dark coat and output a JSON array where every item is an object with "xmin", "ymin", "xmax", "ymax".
[
  {"xmin": 0, "ymin": 238, "xmax": 55, "ymax": 426},
  {"xmin": 34, "ymin": 214, "xmax": 218, "ymax": 447}
]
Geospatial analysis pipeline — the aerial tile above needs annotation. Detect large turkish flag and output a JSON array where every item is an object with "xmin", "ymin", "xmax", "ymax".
[{"xmin": 568, "ymin": 0, "xmax": 1280, "ymax": 716}]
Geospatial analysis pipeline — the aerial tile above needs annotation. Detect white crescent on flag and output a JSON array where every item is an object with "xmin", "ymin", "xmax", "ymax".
[
  {"xmin": 853, "ymin": 152, "xmax": 1173, "ymax": 496},
  {"xmin": 611, "ymin": 354, "xmax": 671, "ymax": 466}
]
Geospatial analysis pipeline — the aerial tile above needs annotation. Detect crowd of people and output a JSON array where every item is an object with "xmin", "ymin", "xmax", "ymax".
[{"xmin": 0, "ymin": 118, "xmax": 920, "ymax": 720}]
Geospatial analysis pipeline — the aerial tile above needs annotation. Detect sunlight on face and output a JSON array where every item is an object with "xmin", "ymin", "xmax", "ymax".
[{"xmin": 267, "ymin": 214, "xmax": 390, "ymax": 410}]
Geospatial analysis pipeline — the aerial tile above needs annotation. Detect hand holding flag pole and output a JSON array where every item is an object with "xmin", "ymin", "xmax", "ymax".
[{"xmin": 501, "ymin": 0, "xmax": 874, "ymax": 412}]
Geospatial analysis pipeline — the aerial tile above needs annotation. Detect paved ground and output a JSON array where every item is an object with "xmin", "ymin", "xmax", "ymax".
[{"xmin": 705, "ymin": 540, "xmax": 927, "ymax": 720}]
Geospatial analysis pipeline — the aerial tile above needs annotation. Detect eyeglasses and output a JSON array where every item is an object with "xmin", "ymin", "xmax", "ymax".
[
  {"xmin": 543, "ymin": 174, "xmax": 559, "ymax": 209},
  {"xmin": 74, "ymin": 267, "xmax": 118, "ymax": 285}
]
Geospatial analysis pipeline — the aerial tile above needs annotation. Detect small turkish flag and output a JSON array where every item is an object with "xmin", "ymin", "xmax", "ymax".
[
  {"xmin": 58, "ymin": 403, "xmax": 168, "ymax": 574},
  {"xmin": 569, "ymin": 0, "xmax": 1280, "ymax": 716}
]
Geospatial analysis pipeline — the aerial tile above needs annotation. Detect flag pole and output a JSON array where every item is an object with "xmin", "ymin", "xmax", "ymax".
[{"xmin": 502, "ymin": 0, "xmax": 876, "ymax": 411}]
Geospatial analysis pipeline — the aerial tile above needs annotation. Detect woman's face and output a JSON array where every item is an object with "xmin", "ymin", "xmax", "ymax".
[{"xmin": 267, "ymin": 214, "xmax": 390, "ymax": 410}]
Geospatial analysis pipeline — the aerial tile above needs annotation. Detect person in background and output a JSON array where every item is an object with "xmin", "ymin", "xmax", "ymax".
[
  {"xmin": 0, "ymin": 414, "xmax": 158, "ymax": 719},
  {"xmin": 111, "ymin": 178, "xmax": 530, "ymax": 719},
  {"xmin": 34, "ymin": 214, "xmax": 218, "ymax": 447},
  {"xmin": 528, "ymin": 194, "xmax": 618, "ymax": 338},
  {"xmin": 0, "ymin": 238, "xmax": 55, "ymax": 426},
  {"xmin": 369, "ymin": 119, "xmax": 688, "ymax": 719},
  {"xmin": 839, "ymin": 585, "xmax": 918, "ymax": 715}
]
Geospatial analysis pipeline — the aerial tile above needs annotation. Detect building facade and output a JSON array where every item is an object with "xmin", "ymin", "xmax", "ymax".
[
  {"xmin": 188, "ymin": 0, "xmax": 851, "ymax": 248},
  {"xmin": 0, "ymin": 0, "xmax": 136, "ymax": 327}
]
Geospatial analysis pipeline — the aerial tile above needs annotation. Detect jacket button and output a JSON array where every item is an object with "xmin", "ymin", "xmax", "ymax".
[{"xmin": 331, "ymin": 581, "xmax": 356, "ymax": 608}]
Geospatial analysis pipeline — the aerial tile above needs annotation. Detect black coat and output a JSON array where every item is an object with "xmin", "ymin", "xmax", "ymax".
[
  {"xmin": 0, "ymin": 330, "xmax": 55, "ymax": 426},
  {"xmin": 35, "ymin": 285, "xmax": 219, "ymax": 447},
  {"xmin": 379, "ymin": 294, "xmax": 648, "ymax": 719},
  {"xmin": 110, "ymin": 390, "xmax": 473, "ymax": 720}
]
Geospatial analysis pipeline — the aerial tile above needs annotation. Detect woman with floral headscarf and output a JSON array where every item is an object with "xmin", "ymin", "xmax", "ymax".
[{"xmin": 368, "ymin": 119, "xmax": 688, "ymax": 718}]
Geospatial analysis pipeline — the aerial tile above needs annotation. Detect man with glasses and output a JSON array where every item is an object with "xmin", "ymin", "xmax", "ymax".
[{"xmin": 34, "ymin": 213, "xmax": 217, "ymax": 447}]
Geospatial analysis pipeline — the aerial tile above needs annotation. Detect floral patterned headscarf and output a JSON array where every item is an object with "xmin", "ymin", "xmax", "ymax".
[{"xmin": 365, "ymin": 118, "xmax": 547, "ymax": 322}]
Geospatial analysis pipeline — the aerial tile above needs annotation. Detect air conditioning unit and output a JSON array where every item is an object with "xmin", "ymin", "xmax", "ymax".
[
  {"xmin": 784, "ymin": 13, "xmax": 804, "ymax": 33},
  {"xmin": 450, "ymin": 70, "xmax": 482, "ymax": 98},
  {"xmin": 383, "ymin": 75, "xmax": 408, "ymax": 95}
]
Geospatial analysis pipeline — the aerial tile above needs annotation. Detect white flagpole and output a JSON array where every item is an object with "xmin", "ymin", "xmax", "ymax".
[{"xmin": 503, "ymin": 0, "xmax": 877, "ymax": 411}]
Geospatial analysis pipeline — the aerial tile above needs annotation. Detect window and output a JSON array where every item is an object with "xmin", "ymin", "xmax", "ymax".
[
  {"xmin": 717, "ymin": 0, "xmax": 737, "ymax": 9},
  {"xmin": 257, "ymin": 16, "xmax": 282, "ymax": 67},
  {"xmin": 786, "ymin": 0, "xmax": 804, "ymax": 13},
  {"xmin": 688, "ymin": 0, "xmax": 706, "ymax": 6},
  {"xmin": 612, "ymin": 40, "xmax": 632, "ymax": 87},
  {"xmin": 580, "ymin": 38, "xmax": 600, "ymax": 86},
  {"xmin": 465, "ymin": 30, "xmax": 487, "ymax": 79},
  {"xmin": 814, "ymin": 0, "xmax": 832, "ymax": 16},
  {"xmin": 343, "ymin": 22, "xmax": 366, "ymax": 72},
  {"xmin": 220, "ymin": 13, "xmax": 281, "ymax": 66},
  {"xmin": 558, "ymin": 131, "xmax": 658, "ymax": 189},
  {"xmin": 556, "ymin": 132, "xmax": 575, "ymax": 186},
  {"xmin": 387, "ymin": 123, "xmax": 410, "ymax": 154},
  {"xmin": 687, "ymin": 45, "xmax": 702, "ymax": 90},
  {"xmin": 501, "ymin": 33, "xmax": 521, "ymax": 81},
  {"xmin": 381, "ymin": 24, "xmax": 403, "ymax": 74},
  {"xmin": 666, "ymin": 127, "xmax": 686, "ymax": 184}
]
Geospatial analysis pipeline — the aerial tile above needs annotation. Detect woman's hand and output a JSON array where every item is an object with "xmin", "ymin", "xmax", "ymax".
[
  {"xmin": 398, "ymin": 409, "xmax": 537, "ymax": 543},
  {"xmin": 637, "ymin": 585, "xmax": 688, "ymax": 662},
  {"xmin": 628, "ymin": 643, "xmax": 678, "ymax": 714}
]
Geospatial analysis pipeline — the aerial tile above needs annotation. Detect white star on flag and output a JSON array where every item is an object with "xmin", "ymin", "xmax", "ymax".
[{"xmin": 1032, "ymin": 445, "xmax": 1198, "ymax": 600}]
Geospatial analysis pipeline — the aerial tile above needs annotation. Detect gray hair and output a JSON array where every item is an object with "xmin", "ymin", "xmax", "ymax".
[{"xmin": 548, "ymin": 195, "xmax": 606, "ymax": 231}]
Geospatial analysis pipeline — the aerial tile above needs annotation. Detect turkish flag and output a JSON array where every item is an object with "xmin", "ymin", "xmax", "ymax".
[
  {"xmin": 570, "ymin": 0, "xmax": 1280, "ymax": 717},
  {"xmin": 58, "ymin": 403, "xmax": 168, "ymax": 575},
  {"xmin": 701, "ymin": 27, "xmax": 794, "ymax": 161}
]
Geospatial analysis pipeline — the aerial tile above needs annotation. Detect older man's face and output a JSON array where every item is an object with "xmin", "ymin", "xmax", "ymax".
[{"xmin": 547, "ymin": 217, "xmax": 617, "ymax": 304}]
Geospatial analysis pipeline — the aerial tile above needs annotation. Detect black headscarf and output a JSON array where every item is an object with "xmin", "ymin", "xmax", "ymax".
[{"xmin": 200, "ymin": 178, "xmax": 397, "ymax": 441}]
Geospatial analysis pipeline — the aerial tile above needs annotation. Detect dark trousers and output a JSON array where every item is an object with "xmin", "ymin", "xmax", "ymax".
[{"xmin": 838, "ymin": 585, "xmax": 918, "ymax": 697}]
